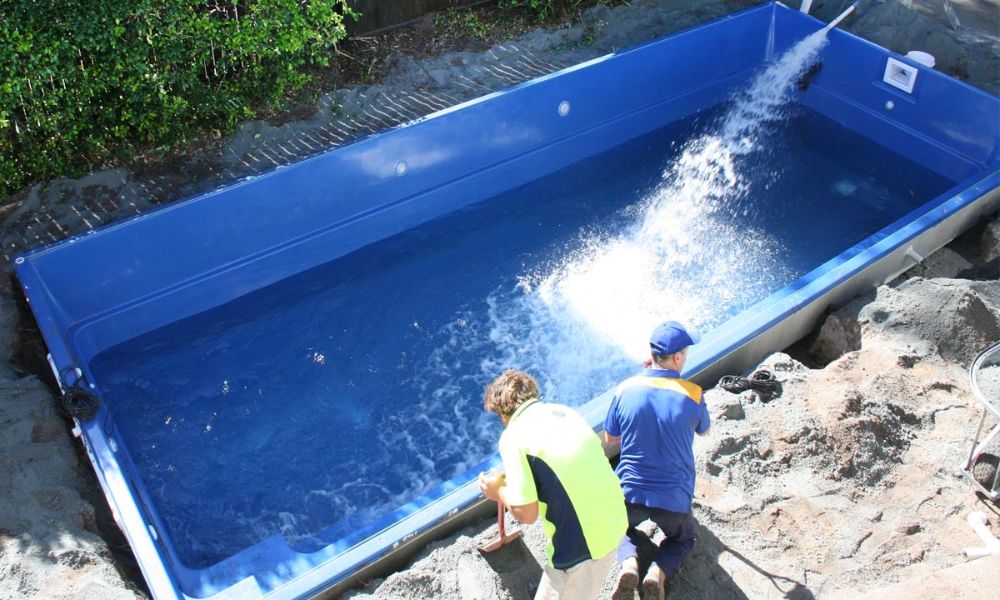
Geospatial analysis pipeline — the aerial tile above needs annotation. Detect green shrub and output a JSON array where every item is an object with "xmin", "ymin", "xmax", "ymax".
[
  {"xmin": 0, "ymin": 1, "xmax": 356, "ymax": 197},
  {"xmin": 505, "ymin": 0, "xmax": 560, "ymax": 20}
]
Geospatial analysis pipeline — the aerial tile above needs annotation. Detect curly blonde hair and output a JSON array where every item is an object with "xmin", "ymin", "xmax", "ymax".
[{"xmin": 483, "ymin": 370, "xmax": 539, "ymax": 419}]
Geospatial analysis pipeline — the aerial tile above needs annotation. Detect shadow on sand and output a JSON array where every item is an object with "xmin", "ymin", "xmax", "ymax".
[
  {"xmin": 479, "ymin": 514, "xmax": 816, "ymax": 600},
  {"xmin": 632, "ymin": 517, "xmax": 816, "ymax": 600}
]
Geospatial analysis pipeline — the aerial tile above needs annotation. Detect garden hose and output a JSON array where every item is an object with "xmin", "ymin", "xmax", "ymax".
[
  {"xmin": 719, "ymin": 369, "xmax": 781, "ymax": 402},
  {"xmin": 61, "ymin": 385, "xmax": 100, "ymax": 421}
]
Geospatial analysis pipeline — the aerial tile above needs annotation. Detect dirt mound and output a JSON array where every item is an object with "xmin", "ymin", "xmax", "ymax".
[
  {"xmin": 692, "ymin": 216, "xmax": 1000, "ymax": 598},
  {"xmin": 812, "ymin": 277, "xmax": 1000, "ymax": 367}
]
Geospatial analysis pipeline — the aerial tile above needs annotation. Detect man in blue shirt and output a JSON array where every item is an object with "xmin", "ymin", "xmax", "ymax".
[{"xmin": 603, "ymin": 321, "xmax": 711, "ymax": 600}]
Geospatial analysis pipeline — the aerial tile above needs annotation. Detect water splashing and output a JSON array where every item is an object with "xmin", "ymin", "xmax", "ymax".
[{"xmin": 463, "ymin": 30, "xmax": 833, "ymax": 401}]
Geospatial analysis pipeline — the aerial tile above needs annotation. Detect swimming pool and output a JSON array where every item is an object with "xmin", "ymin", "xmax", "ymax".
[{"xmin": 14, "ymin": 3, "xmax": 999, "ymax": 598}]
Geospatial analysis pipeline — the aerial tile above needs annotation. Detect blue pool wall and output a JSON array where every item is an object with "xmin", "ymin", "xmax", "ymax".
[{"xmin": 13, "ymin": 3, "xmax": 999, "ymax": 599}]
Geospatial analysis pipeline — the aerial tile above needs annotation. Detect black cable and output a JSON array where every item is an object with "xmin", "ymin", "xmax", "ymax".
[
  {"xmin": 719, "ymin": 369, "xmax": 782, "ymax": 402},
  {"xmin": 61, "ymin": 385, "xmax": 100, "ymax": 420}
]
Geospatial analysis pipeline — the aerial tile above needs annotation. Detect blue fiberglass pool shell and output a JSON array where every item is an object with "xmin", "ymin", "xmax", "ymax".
[{"xmin": 13, "ymin": 3, "xmax": 1000, "ymax": 598}]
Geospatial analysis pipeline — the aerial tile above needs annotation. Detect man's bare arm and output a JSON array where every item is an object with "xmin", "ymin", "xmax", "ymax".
[
  {"xmin": 479, "ymin": 471, "xmax": 539, "ymax": 524},
  {"xmin": 500, "ymin": 493, "xmax": 539, "ymax": 524}
]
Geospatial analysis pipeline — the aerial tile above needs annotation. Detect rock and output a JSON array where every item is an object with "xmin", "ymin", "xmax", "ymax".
[
  {"xmin": 717, "ymin": 396, "xmax": 746, "ymax": 421},
  {"xmin": 966, "ymin": 58, "xmax": 1000, "ymax": 94},
  {"xmin": 812, "ymin": 313, "xmax": 863, "ymax": 364},
  {"xmin": 924, "ymin": 31, "xmax": 961, "ymax": 70},
  {"xmin": 758, "ymin": 352, "xmax": 809, "ymax": 375},
  {"xmin": 858, "ymin": 278, "xmax": 1000, "ymax": 366},
  {"xmin": 898, "ymin": 523, "xmax": 921, "ymax": 536}
]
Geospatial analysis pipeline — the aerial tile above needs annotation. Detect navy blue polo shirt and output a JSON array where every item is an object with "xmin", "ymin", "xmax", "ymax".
[{"xmin": 603, "ymin": 368, "xmax": 710, "ymax": 513}]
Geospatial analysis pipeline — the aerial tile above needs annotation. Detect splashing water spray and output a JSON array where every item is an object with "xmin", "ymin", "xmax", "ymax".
[{"xmin": 473, "ymin": 8, "xmax": 860, "ymax": 398}]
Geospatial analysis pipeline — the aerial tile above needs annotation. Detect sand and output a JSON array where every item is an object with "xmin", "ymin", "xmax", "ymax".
[
  {"xmin": 1, "ymin": 1, "xmax": 998, "ymax": 599},
  {"xmin": 977, "ymin": 365, "xmax": 1000, "ymax": 404}
]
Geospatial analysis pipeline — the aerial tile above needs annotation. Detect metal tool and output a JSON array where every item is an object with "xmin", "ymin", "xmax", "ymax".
[{"xmin": 477, "ymin": 502, "xmax": 523, "ymax": 553}]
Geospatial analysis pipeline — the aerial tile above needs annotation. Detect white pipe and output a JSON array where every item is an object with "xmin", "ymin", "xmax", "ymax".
[
  {"xmin": 824, "ymin": 2, "xmax": 858, "ymax": 31},
  {"xmin": 905, "ymin": 245, "xmax": 924, "ymax": 264},
  {"xmin": 964, "ymin": 512, "xmax": 1000, "ymax": 558},
  {"xmin": 801, "ymin": 0, "xmax": 813, "ymax": 14}
]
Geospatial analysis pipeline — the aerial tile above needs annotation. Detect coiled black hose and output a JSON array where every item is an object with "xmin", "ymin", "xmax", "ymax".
[
  {"xmin": 61, "ymin": 385, "xmax": 100, "ymax": 420},
  {"xmin": 719, "ymin": 369, "xmax": 782, "ymax": 402}
]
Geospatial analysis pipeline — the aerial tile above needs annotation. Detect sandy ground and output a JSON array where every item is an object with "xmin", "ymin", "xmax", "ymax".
[{"xmin": 1, "ymin": 1, "xmax": 999, "ymax": 599}]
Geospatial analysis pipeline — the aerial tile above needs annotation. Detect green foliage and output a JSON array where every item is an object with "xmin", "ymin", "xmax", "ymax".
[
  {"xmin": 0, "ymin": 0, "xmax": 356, "ymax": 197},
  {"xmin": 506, "ymin": 0, "xmax": 560, "ymax": 20},
  {"xmin": 505, "ymin": 0, "xmax": 616, "ymax": 22},
  {"xmin": 436, "ymin": 8, "xmax": 491, "ymax": 39}
]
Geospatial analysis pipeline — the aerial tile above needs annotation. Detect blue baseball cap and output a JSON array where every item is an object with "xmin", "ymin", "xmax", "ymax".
[{"xmin": 649, "ymin": 321, "xmax": 700, "ymax": 356}]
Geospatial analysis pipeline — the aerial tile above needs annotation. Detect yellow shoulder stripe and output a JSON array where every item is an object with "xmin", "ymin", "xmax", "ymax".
[{"xmin": 618, "ymin": 376, "xmax": 703, "ymax": 404}]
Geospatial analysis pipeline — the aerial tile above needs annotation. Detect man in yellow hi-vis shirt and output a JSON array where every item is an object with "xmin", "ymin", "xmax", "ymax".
[{"xmin": 479, "ymin": 369, "xmax": 627, "ymax": 600}]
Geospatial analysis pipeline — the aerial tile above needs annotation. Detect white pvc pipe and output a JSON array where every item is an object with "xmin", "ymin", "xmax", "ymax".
[
  {"xmin": 964, "ymin": 512, "xmax": 1000, "ymax": 558},
  {"xmin": 824, "ymin": 2, "xmax": 858, "ymax": 31},
  {"xmin": 801, "ymin": 0, "xmax": 813, "ymax": 14},
  {"xmin": 905, "ymin": 245, "xmax": 924, "ymax": 264}
]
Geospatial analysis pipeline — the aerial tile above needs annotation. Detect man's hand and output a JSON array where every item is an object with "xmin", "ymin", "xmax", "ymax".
[
  {"xmin": 479, "ymin": 470, "xmax": 540, "ymax": 524},
  {"xmin": 478, "ymin": 470, "xmax": 505, "ymax": 502}
]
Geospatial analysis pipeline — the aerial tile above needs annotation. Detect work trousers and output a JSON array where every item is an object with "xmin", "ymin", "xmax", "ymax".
[{"xmin": 616, "ymin": 503, "xmax": 694, "ymax": 578}]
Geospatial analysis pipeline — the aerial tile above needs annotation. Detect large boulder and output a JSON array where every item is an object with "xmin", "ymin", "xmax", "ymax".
[
  {"xmin": 814, "ymin": 277, "xmax": 1000, "ymax": 367},
  {"xmin": 859, "ymin": 278, "xmax": 1000, "ymax": 366}
]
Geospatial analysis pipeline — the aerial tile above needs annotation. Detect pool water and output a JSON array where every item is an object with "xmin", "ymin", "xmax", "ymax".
[{"xmin": 90, "ymin": 102, "xmax": 955, "ymax": 568}]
